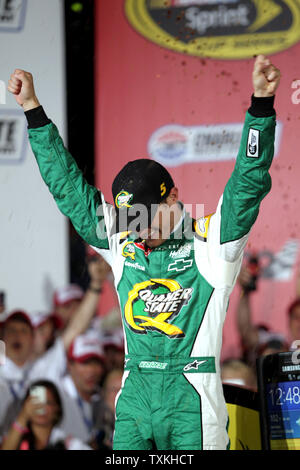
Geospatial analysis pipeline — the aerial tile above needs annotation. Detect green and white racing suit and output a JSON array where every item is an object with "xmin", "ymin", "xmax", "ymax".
[{"xmin": 26, "ymin": 96, "xmax": 276, "ymax": 450}]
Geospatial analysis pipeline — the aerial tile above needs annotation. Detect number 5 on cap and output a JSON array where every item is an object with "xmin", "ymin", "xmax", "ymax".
[{"xmin": 160, "ymin": 182, "xmax": 166, "ymax": 197}]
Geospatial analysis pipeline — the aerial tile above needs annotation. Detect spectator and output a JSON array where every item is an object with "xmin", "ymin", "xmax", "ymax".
[
  {"xmin": 53, "ymin": 256, "xmax": 111, "ymax": 332},
  {"xmin": 31, "ymin": 312, "xmax": 59, "ymax": 359},
  {"xmin": 1, "ymin": 380, "xmax": 90, "ymax": 450},
  {"xmin": 0, "ymin": 311, "xmax": 35, "ymax": 400},
  {"xmin": 53, "ymin": 284, "xmax": 84, "ymax": 331},
  {"xmin": 1, "ymin": 311, "xmax": 33, "ymax": 369},
  {"xmin": 0, "ymin": 378, "xmax": 12, "ymax": 443},
  {"xmin": 287, "ymin": 298, "xmax": 300, "ymax": 349},
  {"xmin": 94, "ymin": 368, "xmax": 123, "ymax": 449},
  {"xmin": 236, "ymin": 264, "xmax": 289, "ymax": 368},
  {"xmin": 59, "ymin": 332, "xmax": 106, "ymax": 446},
  {"xmin": 256, "ymin": 331, "xmax": 288, "ymax": 357},
  {"xmin": 102, "ymin": 329, "xmax": 125, "ymax": 372},
  {"xmin": 0, "ymin": 292, "xmax": 5, "ymax": 340},
  {"xmin": 0, "ymin": 257, "xmax": 106, "ymax": 406},
  {"xmin": 221, "ymin": 359, "xmax": 257, "ymax": 390},
  {"xmin": 0, "ymin": 291, "xmax": 5, "ymax": 315}
]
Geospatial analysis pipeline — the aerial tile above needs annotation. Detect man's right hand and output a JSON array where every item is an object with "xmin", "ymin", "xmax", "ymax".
[{"xmin": 7, "ymin": 69, "xmax": 40, "ymax": 111}]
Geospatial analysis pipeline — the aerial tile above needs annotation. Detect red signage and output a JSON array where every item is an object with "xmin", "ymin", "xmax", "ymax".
[{"xmin": 95, "ymin": 0, "xmax": 300, "ymax": 358}]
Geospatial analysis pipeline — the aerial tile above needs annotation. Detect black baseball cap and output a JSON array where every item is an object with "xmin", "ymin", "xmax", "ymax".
[{"xmin": 112, "ymin": 159, "xmax": 174, "ymax": 234}]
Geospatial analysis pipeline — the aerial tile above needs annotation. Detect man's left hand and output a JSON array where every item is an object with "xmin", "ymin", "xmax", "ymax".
[{"xmin": 252, "ymin": 55, "xmax": 281, "ymax": 98}]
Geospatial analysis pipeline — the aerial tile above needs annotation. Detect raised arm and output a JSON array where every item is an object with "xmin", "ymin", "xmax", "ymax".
[
  {"xmin": 236, "ymin": 265, "xmax": 259, "ymax": 350},
  {"xmin": 62, "ymin": 255, "xmax": 111, "ymax": 351},
  {"xmin": 7, "ymin": 70, "xmax": 112, "ymax": 250},
  {"xmin": 194, "ymin": 56, "xmax": 280, "ymax": 289},
  {"xmin": 220, "ymin": 55, "xmax": 280, "ymax": 249}
]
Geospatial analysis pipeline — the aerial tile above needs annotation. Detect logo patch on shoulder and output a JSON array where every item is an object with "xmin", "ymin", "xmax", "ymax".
[
  {"xmin": 122, "ymin": 241, "xmax": 136, "ymax": 260},
  {"xmin": 115, "ymin": 191, "xmax": 133, "ymax": 208},
  {"xmin": 194, "ymin": 214, "xmax": 213, "ymax": 242},
  {"xmin": 247, "ymin": 128, "xmax": 260, "ymax": 158}
]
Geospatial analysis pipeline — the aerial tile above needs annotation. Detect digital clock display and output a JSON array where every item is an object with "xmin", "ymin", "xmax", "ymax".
[{"xmin": 266, "ymin": 381, "xmax": 300, "ymax": 449}]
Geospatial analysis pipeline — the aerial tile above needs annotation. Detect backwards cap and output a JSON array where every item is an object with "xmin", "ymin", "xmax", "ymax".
[{"xmin": 112, "ymin": 159, "xmax": 174, "ymax": 233}]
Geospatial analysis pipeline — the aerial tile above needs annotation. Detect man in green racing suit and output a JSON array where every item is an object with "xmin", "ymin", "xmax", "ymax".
[{"xmin": 8, "ymin": 55, "xmax": 280, "ymax": 450}]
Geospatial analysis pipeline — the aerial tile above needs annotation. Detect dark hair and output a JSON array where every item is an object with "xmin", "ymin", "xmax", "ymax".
[
  {"xmin": 17, "ymin": 380, "xmax": 64, "ymax": 450},
  {"xmin": 4, "ymin": 312, "xmax": 33, "ymax": 332},
  {"xmin": 257, "ymin": 339, "xmax": 288, "ymax": 356},
  {"xmin": 24, "ymin": 380, "xmax": 63, "ymax": 426}
]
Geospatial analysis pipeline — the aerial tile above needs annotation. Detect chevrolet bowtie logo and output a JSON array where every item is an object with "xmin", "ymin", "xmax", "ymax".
[
  {"xmin": 183, "ymin": 360, "xmax": 207, "ymax": 372},
  {"xmin": 168, "ymin": 259, "xmax": 193, "ymax": 272}
]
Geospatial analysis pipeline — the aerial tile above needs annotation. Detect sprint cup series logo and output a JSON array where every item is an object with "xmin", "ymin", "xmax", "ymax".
[
  {"xmin": 124, "ymin": 278, "xmax": 193, "ymax": 338},
  {"xmin": 125, "ymin": 0, "xmax": 300, "ymax": 59}
]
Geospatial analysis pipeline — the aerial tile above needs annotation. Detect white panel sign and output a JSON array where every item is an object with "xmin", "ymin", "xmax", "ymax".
[{"xmin": 0, "ymin": 0, "xmax": 68, "ymax": 313}]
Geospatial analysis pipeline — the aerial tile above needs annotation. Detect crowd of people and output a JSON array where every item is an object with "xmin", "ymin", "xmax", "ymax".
[
  {"xmin": 1, "ymin": 247, "xmax": 299, "ymax": 450},
  {"xmin": 0, "ymin": 253, "xmax": 124, "ymax": 450}
]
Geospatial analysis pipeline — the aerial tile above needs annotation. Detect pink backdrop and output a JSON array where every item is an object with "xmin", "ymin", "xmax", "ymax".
[{"xmin": 95, "ymin": 0, "xmax": 300, "ymax": 359}]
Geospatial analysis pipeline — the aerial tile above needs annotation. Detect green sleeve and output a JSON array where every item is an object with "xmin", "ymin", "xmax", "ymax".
[
  {"xmin": 220, "ymin": 111, "xmax": 276, "ymax": 244},
  {"xmin": 28, "ymin": 122, "xmax": 110, "ymax": 249}
]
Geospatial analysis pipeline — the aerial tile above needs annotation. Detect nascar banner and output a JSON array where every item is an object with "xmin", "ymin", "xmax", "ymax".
[
  {"xmin": 95, "ymin": 0, "xmax": 300, "ymax": 357},
  {"xmin": 0, "ymin": 0, "xmax": 67, "ymax": 313}
]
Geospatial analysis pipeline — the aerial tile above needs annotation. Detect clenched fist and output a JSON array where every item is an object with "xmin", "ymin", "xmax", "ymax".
[
  {"xmin": 88, "ymin": 255, "xmax": 111, "ymax": 289},
  {"xmin": 253, "ymin": 55, "xmax": 281, "ymax": 98},
  {"xmin": 7, "ymin": 69, "xmax": 40, "ymax": 111}
]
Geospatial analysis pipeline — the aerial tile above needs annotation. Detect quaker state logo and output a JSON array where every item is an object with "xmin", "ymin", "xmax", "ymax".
[
  {"xmin": 115, "ymin": 191, "xmax": 133, "ymax": 209},
  {"xmin": 122, "ymin": 241, "xmax": 136, "ymax": 260},
  {"xmin": 124, "ymin": 278, "xmax": 193, "ymax": 338},
  {"xmin": 125, "ymin": 0, "xmax": 300, "ymax": 59}
]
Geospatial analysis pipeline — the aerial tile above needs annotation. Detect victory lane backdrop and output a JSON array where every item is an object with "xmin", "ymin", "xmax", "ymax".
[{"xmin": 95, "ymin": 0, "xmax": 300, "ymax": 358}]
